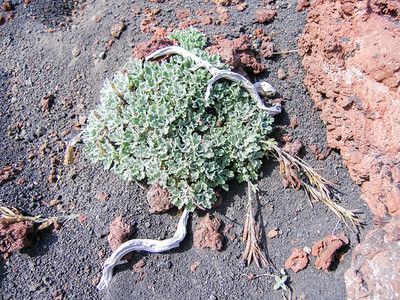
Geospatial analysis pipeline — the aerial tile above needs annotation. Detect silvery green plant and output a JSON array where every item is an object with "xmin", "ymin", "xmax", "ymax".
[
  {"xmin": 84, "ymin": 28, "xmax": 360, "ymax": 290},
  {"xmin": 84, "ymin": 28, "xmax": 275, "ymax": 211}
]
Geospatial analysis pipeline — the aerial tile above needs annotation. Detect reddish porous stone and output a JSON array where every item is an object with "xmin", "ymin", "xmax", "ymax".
[
  {"xmin": 110, "ymin": 22, "xmax": 125, "ymax": 38},
  {"xmin": 260, "ymin": 40, "xmax": 274, "ymax": 58},
  {"xmin": 298, "ymin": 0, "xmax": 400, "ymax": 217},
  {"xmin": 311, "ymin": 232, "xmax": 349, "ymax": 271},
  {"xmin": 131, "ymin": 28, "xmax": 175, "ymax": 60},
  {"xmin": 0, "ymin": 218, "xmax": 35, "ymax": 253},
  {"xmin": 146, "ymin": 183, "xmax": 173, "ymax": 214},
  {"xmin": 193, "ymin": 214, "xmax": 224, "ymax": 251},
  {"xmin": 296, "ymin": 0, "xmax": 310, "ymax": 11},
  {"xmin": 255, "ymin": 10, "xmax": 277, "ymax": 23},
  {"xmin": 108, "ymin": 216, "xmax": 134, "ymax": 260},
  {"xmin": 206, "ymin": 35, "xmax": 264, "ymax": 76},
  {"xmin": 176, "ymin": 10, "xmax": 190, "ymax": 20},
  {"xmin": 282, "ymin": 138, "xmax": 303, "ymax": 157},
  {"xmin": 345, "ymin": 215, "xmax": 400, "ymax": 299},
  {"xmin": 285, "ymin": 248, "xmax": 308, "ymax": 272},
  {"xmin": 0, "ymin": 166, "xmax": 22, "ymax": 185},
  {"xmin": 211, "ymin": 0, "xmax": 243, "ymax": 6}
]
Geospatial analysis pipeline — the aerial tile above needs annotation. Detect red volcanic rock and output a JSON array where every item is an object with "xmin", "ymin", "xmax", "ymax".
[
  {"xmin": 298, "ymin": 0, "xmax": 400, "ymax": 217},
  {"xmin": 345, "ymin": 215, "xmax": 400, "ymax": 299},
  {"xmin": 176, "ymin": 10, "xmax": 190, "ymax": 20},
  {"xmin": 131, "ymin": 28, "xmax": 175, "ymax": 60},
  {"xmin": 108, "ymin": 216, "xmax": 133, "ymax": 260},
  {"xmin": 255, "ymin": 10, "xmax": 277, "ymax": 23},
  {"xmin": 0, "ymin": 218, "xmax": 35, "ymax": 253},
  {"xmin": 110, "ymin": 22, "xmax": 125, "ymax": 38},
  {"xmin": 311, "ymin": 232, "xmax": 349, "ymax": 272},
  {"xmin": 147, "ymin": 183, "xmax": 173, "ymax": 214},
  {"xmin": 206, "ymin": 35, "xmax": 264, "ymax": 75},
  {"xmin": 193, "ymin": 214, "xmax": 224, "ymax": 251},
  {"xmin": 285, "ymin": 248, "xmax": 308, "ymax": 272},
  {"xmin": 211, "ymin": 0, "xmax": 243, "ymax": 6}
]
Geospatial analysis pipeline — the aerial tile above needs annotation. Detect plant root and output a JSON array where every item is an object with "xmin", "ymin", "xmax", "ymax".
[{"xmin": 97, "ymin": 209, "xmax": 191, "ymax": 290}]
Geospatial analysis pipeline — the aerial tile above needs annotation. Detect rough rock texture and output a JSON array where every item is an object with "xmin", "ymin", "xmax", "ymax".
[
  {"xmin": 0, "ymin": 165, "xmax": 22, "ymax": 185},
  {"xmin": 108, "ymin": 216, "xmax": 133, "ymax": 260},
  {"xmin": 285, "ymin": 248, "xmax": 308, "ymax": 272},
  {"xmin": 206, "ymin": 35, "xmax": 264, "ymax": 76},
  {"xmin": 131, "ymin": 28, "xmax": 174, "ymax": 60},
  {"xmin": 255, "ymin": 9, "xmax": 277, "ymax": 23},
  {"xmin": 110, "ymin": 22, "xmax": 125, "ymax": 39},
  {"xmin": 146, "ymin": 183, "xmax": 173, "ymax": 214},
  {"xmin": 311, "ymin": 232, "xmax": 349, "ymax": 272},
  {"xmin": 193, "ymin": 214, "xmax": 224, "ymax": 251},
  {"xmin": 211, "ymin": 0, "xmax": 243, "ymax": 6},
  {"xmin": 345, "ymin": 215, "xmax": 400, "ymax": 299},
  {"xmin": 298, "ymin": 0, "xmax": 400, "ymax": 217},
  {"xmin": 0, "ymin": 218, "xmax": 35, "ymax": 253}
]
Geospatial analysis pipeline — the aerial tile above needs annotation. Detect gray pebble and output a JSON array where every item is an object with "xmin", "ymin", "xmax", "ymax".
[{"xmin": 72, "ymin": 47, "xmax": 81, "ymax": 57}]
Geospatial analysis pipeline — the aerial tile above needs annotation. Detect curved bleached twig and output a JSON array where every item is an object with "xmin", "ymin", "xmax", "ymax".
[
  {"xmin": 97, "ymin": 209, "xmax": 191, "ymax": 291},
  {"xmin": 145, "ymin": 46, "xmax": 281, "ymax": 116}
]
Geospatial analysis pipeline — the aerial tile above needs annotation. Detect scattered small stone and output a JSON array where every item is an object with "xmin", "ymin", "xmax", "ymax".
[
  {"xmin": 95, "ymin": 191, "xmax": 110, "ymax": 202},
  {"xmin": 17, "ymin": 178, "xmax": 27, "ymax": 185},
  {"xmin": 311, "ymin": 232, "xmax": 349, "ymax": 271},
  {"xmin": 277, "ymin": 68, "xmax": 287, "ymax": 80},
  {"xmin": 92, "ymin": 277, "xmax": 100, "ymax": 286},
  {"xmin": 236, "ymin": 2, "xmax": 247, "ymax": 11},
  {"xmin": 0, "ymin": 16, "xmax": 5, "ymax": 26},
  {"xmin": 40, "ymin": 94, "xmax": 55, "ymax": 112},
  {"xmin": 110, "ymin": 22, "xmax": 125, "ymax": 39},
  {"xmin": 191, "ymin": 261, "xmax": 200, "ymax": 272},
  {"xmin": 199, "ymin": 14, "xmax": 213, "ymax": 26},
  {"xmin": 176, "ymin": 9, "xmax": 190, "ymax": 20},
  {"xmin": 284, "ymin": 248, "xmax": 308, "ymax": 272},
  {"xmin": 0, "ymin": 166, "xmax": 23, "ymax": 185},
  {"xmin": 138, "ymin": 273, "xmax": 146, "ymax": 281},
  {"xmin": 255, "ymin": 10, "xmax": 277, "ymax": 23},
  {"xmin": 289, "ymin": 115, "xmax": 299, "ymax": 129},
  {"xmin": 282, "ymin": 139, "xmax": 303, "ymax": 157},
  {"xmin": 260, "ymin": 41, "xmax": 274, "ymax": 58},
  {"xmin": 140, "ymin": 15, "xmax": 157, "ymax": 33},
  {"xmin": 303, "ymin": 246, "xmax": 312, "ymax": 254},
  {"xmin": 223, "ymin": 223, "xmax": 234, "ymax": 234},
  {"xmin": 211, "ymin": 0, "xmax": 243, "ymax": 5},
  {"xmin": 7, "ymin": 124, "xmax": 20, "ymax": 136},
  {"xmin": 296, "ymin": 0, "xmax": 310, "ymax": 12},
  {"xmin": 78, "ymin": 215, "xmax": 88, "ymax": 224},
  {"xmin": 216, "ymin": 6, "xmax": 231, "ymax": 26},
  {"xmin": 1, "ymin": 2, "xmax": 14, "ymax": 11},
  {"xmin": 133, "ymin": 259, "xmax": 146, "ymax": 273},
  {"xmin": 108, "ymin": 215, "xmax": 134, "ymax": 260},
  {"xmin": 193, "ymin": 213, "xmax": 224, "ymax": 251},
  {"xmin": 72, "ymin": 47, "xmax": 80, "ymax": 57},
  {"xmin": 98, "ymin": 51, "xmax": 106, "ymax": 59},
  {"xmin": 49, "ymin": 199, "xmax": 58, "ymax": 206},
  {"xmin": 267, "ymin": 229, "xmax": 278, "ymax": 239},
  {"xmin": 280, "ymin": 134, "xmax": 293, "ymax": 143},
  {"xmin": 147, "ymin": 183, "xmax": 173, "ymax": 214},
  {"xmin": 309, "ymin": 145, "xmax": 332, "ymax": 160}
]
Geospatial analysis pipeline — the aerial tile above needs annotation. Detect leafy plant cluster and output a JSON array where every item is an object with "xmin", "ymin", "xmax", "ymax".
[{"xmin": 84, "ymin": 28, "xmax": 275, "ymax": 211}]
